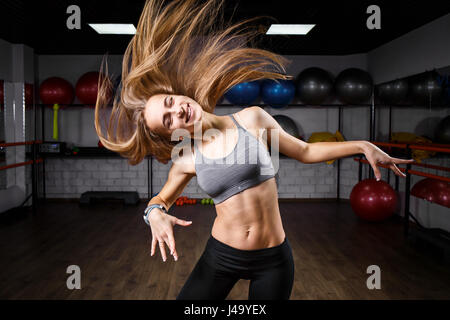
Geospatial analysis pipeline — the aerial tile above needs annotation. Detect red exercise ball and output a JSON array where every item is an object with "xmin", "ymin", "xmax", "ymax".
[
  {"xmin": 76, "ymin": 71, "xmax": 102, "ymax": 105},
  {"xmin": 39, "ymin": 77, "xmax": 74, "ymax": 105},
  {"xmin": 411, "ymin": 178, "xmax": 450, "ymax": 208},
  {"xmin": 350, "ymin": 178, "xmax": 398, "ymax": 222}
]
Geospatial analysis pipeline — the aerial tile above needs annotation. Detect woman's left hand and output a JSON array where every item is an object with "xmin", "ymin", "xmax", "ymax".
[{"xmin": 363, "ymin": 142, "xmax": 415, "ymax": 181}]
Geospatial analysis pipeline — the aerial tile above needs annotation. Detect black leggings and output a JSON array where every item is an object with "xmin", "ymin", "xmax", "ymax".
[{"xmin": 176, "ymin": 235, "xmax": 295, "ymax": 300}]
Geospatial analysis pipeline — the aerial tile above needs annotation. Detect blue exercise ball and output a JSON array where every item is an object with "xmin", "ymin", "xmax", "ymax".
[
  {"xmin": 224, "ymin": 81, "xmax": 260, "ymax": 106},
  {"xmin": 261, "ymin": 79, "xmax": 296, "ymax": 108}
]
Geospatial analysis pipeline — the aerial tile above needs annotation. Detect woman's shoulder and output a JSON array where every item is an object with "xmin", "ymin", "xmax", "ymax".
[{"xmin": 234, "ymin": 106, "xmax": 263, "ymax": 131}]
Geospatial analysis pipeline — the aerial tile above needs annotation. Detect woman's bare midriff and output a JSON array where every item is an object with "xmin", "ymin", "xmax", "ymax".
[
  {"xmin": 186, "ymin": 110, "xmax": 285, "ymax": 251},
  {"xmin": 211, "ymin": 177, "xmax": 286, "ymax": 251}
]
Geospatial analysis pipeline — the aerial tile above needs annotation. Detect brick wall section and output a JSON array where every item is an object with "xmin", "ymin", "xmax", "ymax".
[{"xmin": 41, "ymin": 155, "xmax": 449, "ymax": 202}]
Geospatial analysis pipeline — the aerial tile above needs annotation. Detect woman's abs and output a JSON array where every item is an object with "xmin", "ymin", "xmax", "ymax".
[{"xmin": 211, "ymin": 178, "xmax": 285, "ymax": 251}]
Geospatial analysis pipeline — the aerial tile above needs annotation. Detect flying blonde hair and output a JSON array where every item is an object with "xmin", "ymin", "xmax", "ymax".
[{"xmin": 95, "ymin": 0, "xmax": 292, "ymax": 165}]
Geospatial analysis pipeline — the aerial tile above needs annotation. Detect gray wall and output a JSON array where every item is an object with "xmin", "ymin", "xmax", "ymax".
[{"xmin": 369, "ymin": 13, "xmax": 450, "ymax": 84}]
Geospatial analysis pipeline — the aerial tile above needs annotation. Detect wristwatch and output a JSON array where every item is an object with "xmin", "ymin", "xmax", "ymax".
[{"xmin": 143, "ymin": 204, "xmax": 167, "ymax": 226}]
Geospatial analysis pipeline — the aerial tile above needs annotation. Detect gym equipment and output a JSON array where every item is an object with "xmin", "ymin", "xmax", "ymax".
[
  {"xmin": 224, "ymin": 81, "xmax": 260, "ymax": 106},
  {"xmin": 261, "ymin": 79, "xmax": 295, "ymax": 108},
  {"xmin": 409, "ymin": 71, "xmax": 443, "ymax": 106},
  {"xmin": 434, "ymin": 115, "xmax": 450, "ymax": 144},
  {"xmin": 335, "ymin": 68, "xmax": 373, "ymax": 104},
  {"xmin": 76, "ymin": 71, "xmax": 101, "ymax": 105},
  {"xmin": 376, "ymin": 79, "xmax": 408, "ymax": 105},
  {"xmin": 39, "ymin": 77, "xmax": 74, "ymax": 140},
  {"xmin": 296, "ymin": 67, "xmax": 333, "ymax": 105},
  {"xmin": 79, "ymin": 191, "xmax": 140, "ymax": 206},
  {"xmin": 390, "ymin": 132, "xmax": 435, "ymax": 162},
  {"xmin": 411, "ymin": 178, "xmax": 450, "ymax": 208},
  {"xmin": 350, "ymin": 178, "xmax": 398, "ymax": 221}
]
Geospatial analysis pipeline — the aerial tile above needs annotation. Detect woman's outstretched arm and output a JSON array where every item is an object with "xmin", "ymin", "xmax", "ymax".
[
  {"xmin": 254, "ymin": 106, "xmax": 414, "ymax": 181},
  {"xmin": 146, "ymin": 158, "xmax": 196, "ymax": 262}
]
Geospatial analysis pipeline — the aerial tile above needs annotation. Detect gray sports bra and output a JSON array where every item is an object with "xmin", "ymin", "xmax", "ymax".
[{"xmin": 193, "ymin": 113, "xmax": 275, "ymax": 204}]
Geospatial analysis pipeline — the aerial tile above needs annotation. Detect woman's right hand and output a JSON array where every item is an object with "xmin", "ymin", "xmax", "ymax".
[{"xmin": 147, "ymin": 209, "xmax": 193, "ymax": 262}]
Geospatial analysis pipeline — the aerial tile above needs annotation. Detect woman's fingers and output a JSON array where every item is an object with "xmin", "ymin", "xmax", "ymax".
[
  {"xmin": 391, "ymin": 157, "xmax": 415, "ymax": 164},
  {"xmin": 166, "ymin": 231, "xmax": 178, "ymax": 261},
  {"xmin": 391, "ymin": 163, "xmax": 406, "ymax": 177},
  {"xmin": 151, "ymin": 237, "xmax": 157, "ymax": 256},
  {"xmin": 370, "ymin": 160, "xmax": 382, "ymax": 181},
  {"xmin": 158, "ymin": 239, "xmax": 167, "ymax": 262}
]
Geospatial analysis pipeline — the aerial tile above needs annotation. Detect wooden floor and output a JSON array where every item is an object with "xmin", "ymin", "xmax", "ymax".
[{"xmin": 1, "ymin": 199, "xmax": 450, "ymax": 300}]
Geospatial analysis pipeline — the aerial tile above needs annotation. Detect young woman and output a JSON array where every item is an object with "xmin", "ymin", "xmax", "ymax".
[{"xmin": 95, "ymin": 0, "xmax": 413, "ymax": 300}]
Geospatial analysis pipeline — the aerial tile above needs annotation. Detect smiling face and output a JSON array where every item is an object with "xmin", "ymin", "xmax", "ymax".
[{"xmin": 144, "ymin": 94, "xmax": 201, "ymax": 140}]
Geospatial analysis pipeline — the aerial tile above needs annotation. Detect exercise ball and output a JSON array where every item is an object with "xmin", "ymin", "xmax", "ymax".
[
  {"xmin": 39, "ymin": 77, "xmax": 74, "ymax": 105},
  {"xmin": 76, "ymin": 71, "xmax": 102, "ymax": 105},
  {"xmin": 224, "ymin": 81, "xmax": 260, "ymax": 106},
  {"xmin": 39, "ymin": 77, "xmax": 74, "ymax": 141},
  {"xmin": 376, "ymin": 79, "xmax": 408, "ymax": 105},
  {"xmin": 261, "ymin": 79, "xmax": 295, "ymax": 108},
  {"xmin": 273, "ymin": 115, "xmax": 301, "ymax": 138},
  {"xmin": 335, "ymin": 68, "xmax": 373, "ymax": 104},
  {"xmin": 411, "ymin": 178, "xmax": 450, "ymax": 208},
  {"xmin": 409, "ymin": 71, "xmax": 443, "ymax": 106},
  {"xmin": 296, "ymin": 67, "xmax": 334, "ymax": 105},
  {"xmin": 350, "ymin": 178, "xmax": 398, "ymax": 221},
  {"xmin": 435, "ymin": 115, "xmax": 450, "ymax": 144}
]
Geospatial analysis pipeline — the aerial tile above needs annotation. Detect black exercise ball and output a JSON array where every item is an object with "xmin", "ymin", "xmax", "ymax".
[
  {"xmin": 409, "ymin": 71, "xmax": 444, "ymax": 106},
  {"xmin": 376, "ymin": 78, "xmax": 408, "ymax": 105},
  {"xmin": 335, "ymin": 68, "xmax": 373, "ymax": 104},
  {"xmin": 435, "ymin": 115, "xmax": 450, "ymax": 144},
  {"xmin": 296, "ymin": 67, "xmax": 334, "ymax": 105},
  {"xmin": 273, "ymin": 115, "xmax": 300, "ymax": 139}
]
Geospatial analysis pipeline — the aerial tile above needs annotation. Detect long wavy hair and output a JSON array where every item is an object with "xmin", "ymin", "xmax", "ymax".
[{"xmin": 95, "ymin": 0, "xmax": 292, "ymax": 165}]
